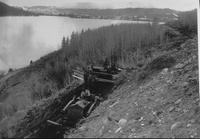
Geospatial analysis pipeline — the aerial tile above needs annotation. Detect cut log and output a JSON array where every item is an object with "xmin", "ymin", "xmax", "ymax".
[
  {"xmin": 73, "ymin": 70, "xmax": 84, "ymax": 75},
  {"xmin": 47, "ymin": 120, "xmax": 62, "ymax": 126},
  {"xmin": 87, "ymin": 101, "xmax": 97, "ymax": 116},
  {"xmin": 72, "ymin": 75, "xmax": 84, "ymax": 81},
  {"xmin": 62, "ymin": 96, "xmax": 76, "ymax": 111}
]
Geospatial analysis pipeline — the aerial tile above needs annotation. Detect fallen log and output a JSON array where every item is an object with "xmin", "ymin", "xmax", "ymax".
[
  {"xmin": 47, "ymin": 120, "xmax": 62, "ymax": 126},
  {"xmin": 72, "ymin": 75, "xmax": 84, "ymax": 81},
  {"xmin": 62, "ymin": 96, "xmax": 76, "ymax": 111}
]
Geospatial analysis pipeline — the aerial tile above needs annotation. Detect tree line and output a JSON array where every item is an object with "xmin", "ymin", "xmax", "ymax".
[{"xmin": 61, "ymin": 23, "xmax": 168, "ymax": 68}]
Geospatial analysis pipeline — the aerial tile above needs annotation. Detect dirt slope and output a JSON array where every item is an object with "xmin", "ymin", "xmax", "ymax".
[{"xmin": 66, "ymin": 37, "xmax": 199, "ymax": 138}]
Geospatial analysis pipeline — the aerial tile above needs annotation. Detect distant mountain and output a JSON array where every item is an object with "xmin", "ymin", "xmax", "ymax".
[
  {"xmin": 61, "ymin": 8, "xmax": 179, "ymax": 21},
  {"xmin": 0, "ymin": 1, "xmax": 36, "ymax": 16},
  {"xmin": 27, "ymin": 6, "xmax": 180, "ymax": 22},
  {"xmin": 0, "ymin": 1, "xmax": 181, "ymax": 22}
]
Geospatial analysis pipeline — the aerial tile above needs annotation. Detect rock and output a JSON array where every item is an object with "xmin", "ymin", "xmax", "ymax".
[
  {"xmin": 188, "ymin": 78, "xmax": 198, "ymax": 85},
  {"xmin": 115, "ymin": 127, "xmax": 122, "ymax": 133},
  {"xmin": 186, "ymin": 123, "xmax": 191, "ymax": 128},
  {"xmin": 128, "ymin": 119, "xmax": 136, "ymax": 125},
  {"xmin": 118, "ymin": 119, "xmax": 127, "ymax": 127},
  {"xmin": 109, "ymin": 101, "xmax": 119, "ymax": 108},
  {"xmin": 169, "ymin": 106, "xmax": 175, "ymax": 112},
  {"xmin": 183, "ymin": 109, "xmax": 189, "ymax": 113},
  {"xmin": 171, "ymin": 122, "xmax": 182, "ymax": 131},
  {"xmin": 128, "ymin": 133, "xmax": 134, "ymax": 138},
  {"xmin": 192, "ymin": 55, "xmax": 197, "ymax": 60},
  {"xmin": 103, "ymin": 117, "xmax": 109, "ymax": 125},
  {"xmin": 183, "ymin": 82, "xmax": 189, "ymax": 88},
  {"xmin": 155, "ymin": 111, "xmax": 163, "ymax": 116},
  {"xmin": 175, "ymin": 63, "xmax": 184, "ymax": 69},
  {"xmin": 176, "ymin": 108, "xmax": 182, "ymax": 112},
  {"xmin": 190, "ymin": 119, "xmax": 195, "ymax": 124},
  {"xmin": 161, "ymin": 68, "xmax": 168, "ymax": 74},
  {"xmin": 166, "ymin": 79, "xmax": 172, "ymax": 84},
  {"xmin": 138, "ymin": 117, "xmax": 144, "ymax": 122},
  {"xmin": 79, "ymin": 126, "xmax": 86, "ymax": 131},
  {"xmin": 63, "ymin": 134, "xmax": 68, "ymax": 138},
  {"xmin": 175, "ymin": 98, "xmax": 182, "ymax": 105},
  {"xmin": 108, "ymin": 111, "xmax": 120, "ymax": 122}
]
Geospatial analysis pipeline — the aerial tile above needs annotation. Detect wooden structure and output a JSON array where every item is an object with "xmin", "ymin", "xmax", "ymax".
[
  {"xmin": 44, "ymin": 65, "xmax": 122, "ymax": 137},
  {"xmin": 72, "ymin": 65, "xmax": 122, "ymax": 84}
]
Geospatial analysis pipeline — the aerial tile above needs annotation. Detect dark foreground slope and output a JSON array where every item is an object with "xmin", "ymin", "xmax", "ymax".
[{"xmin": 66, "ymin": 37, "xmax": 198, "ymax": 138}]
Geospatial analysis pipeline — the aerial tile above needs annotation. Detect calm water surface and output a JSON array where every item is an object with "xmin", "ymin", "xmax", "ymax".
[{"xmin": 0, "ymin": 16, "xmax": 148, "ymax": 71}]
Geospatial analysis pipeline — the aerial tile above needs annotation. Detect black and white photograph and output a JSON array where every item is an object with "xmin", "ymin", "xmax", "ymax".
[{"xmin": 0, "ymin": 0, "xmax": 198, "ymax": 138}]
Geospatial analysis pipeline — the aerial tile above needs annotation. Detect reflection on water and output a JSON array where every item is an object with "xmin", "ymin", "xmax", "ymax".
[{"xmin": 0, "ymin": 16, "xmax": 146, "ymax": 71}]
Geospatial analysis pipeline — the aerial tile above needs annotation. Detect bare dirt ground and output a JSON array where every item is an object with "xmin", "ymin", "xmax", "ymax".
[{"xmin": 66, "ymin": 37, "xmax": 199, "ymax": 138}]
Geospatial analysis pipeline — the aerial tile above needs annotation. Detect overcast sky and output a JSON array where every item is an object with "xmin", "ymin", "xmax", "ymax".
[{"xmin": 0, "ymin": 0, "xmax": 198, "ymax": 11}]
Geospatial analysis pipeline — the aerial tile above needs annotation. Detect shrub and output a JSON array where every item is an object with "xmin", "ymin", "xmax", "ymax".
[
  {"xmin": 30, "ymin": 83, "xmax": 54, "ymax": 101},
  {"xmin": 146, "ymin": 55, "xmax": 176, "ymax": 71},
  {"xmin": 45, "ymin": 59, "xmax": 69, "ymax": 89},
  {"xmin": 137, "ymin": 55, "xmax": 176, "ymax": 82}
]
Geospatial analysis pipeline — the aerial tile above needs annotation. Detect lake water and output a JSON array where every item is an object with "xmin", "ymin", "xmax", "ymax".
[{"xmin": 0, "ymin": 16, "xmax": 148, "ymax": 71}]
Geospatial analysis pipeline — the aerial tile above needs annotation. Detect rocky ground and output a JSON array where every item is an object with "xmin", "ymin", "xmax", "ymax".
[{"xmin": 65, "ymin": 37, "xmax": 199, "ymax": 138}]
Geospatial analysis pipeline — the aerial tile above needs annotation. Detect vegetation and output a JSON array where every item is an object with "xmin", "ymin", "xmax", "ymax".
[
  {"xmin": 166, "ymin": 10, "xmax": 197, "ymax": 38},
  {"xmin": 45, "ymin": 59, "xmax": 72, "ymax": 89},
  {"xmin": 39, "ymin": 23, "xmax": 165, "ymax": 89},
  {"xmin": 0, "ymin": 73, "xmax": 4, "ymax": 79},
  {"xmin": 0, "ymin": 1, "xmax": 37, "ymax": 16},
  {"xmin": 61, "ymin": 23, "xmax": 167, "ymax": 68}
]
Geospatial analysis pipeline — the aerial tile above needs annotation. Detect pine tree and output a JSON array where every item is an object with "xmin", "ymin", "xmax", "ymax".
[{"xmin": 61, "ymin": 37, "xmax": 66, "ymax": 48}]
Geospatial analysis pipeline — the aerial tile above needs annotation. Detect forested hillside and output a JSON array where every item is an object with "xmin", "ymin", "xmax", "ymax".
[{"xmin": 0, "ymin": 1, "xmax": 36, "ymax": 16}]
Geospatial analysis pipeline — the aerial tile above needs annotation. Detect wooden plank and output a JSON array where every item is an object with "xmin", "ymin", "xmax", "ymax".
[
  {"xmin": 73, "ymin": 72, "xmax": 84, "ymax": 77},
  {"xmin": 92, "ymin": 66, "xmax": 106, "ymax": 72},
  {"xmin": 62, "ymin": 96, "xmax": 76, "ymax": 111},
  {"xmin": 92, "ymin": 71, "xmax": 116, "ymax": 76},
  {"xmin": 95, "ymin": 78, "xmax": 115, "ymax": 83},
  {"xmin": 73, "ymin": 69, "xmax": 84, "ymax": 75},
  {"xmin": 72, "ymin": 75, "xmax": 84, "ymax": 81},
  {"xmin": 47, "ymin": 120, "xmax": 62, "ymax": 126},
  {"xmin": 93, "ymin": 66, "xmax": 104, "ymax": 69}
]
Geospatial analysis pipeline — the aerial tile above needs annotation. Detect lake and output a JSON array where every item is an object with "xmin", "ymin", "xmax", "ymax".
[{"xmin": 0, "ymin": 16, "xmax": 148, "ymax": 71}]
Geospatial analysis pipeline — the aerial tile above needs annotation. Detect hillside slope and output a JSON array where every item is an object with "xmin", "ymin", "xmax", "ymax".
[
  {"xmin": 3, "ymin": 36, "xmax": 197, "ymax": 138},
  {"xmin": 0, "ymin": 57, "xmax": 60, "ymax": 137},
  {"xmin": 66, "ymin": 37, "xmax": 199, "ymax": 138},
  {"xmin": 0, "ymin": 1, "xmax": 36, "ymax": 16}
]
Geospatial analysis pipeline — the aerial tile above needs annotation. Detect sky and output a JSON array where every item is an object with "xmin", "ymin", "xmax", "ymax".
[{"xmin": 0, "ymin": 0, "xmax": 198, "ymax": 11}]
